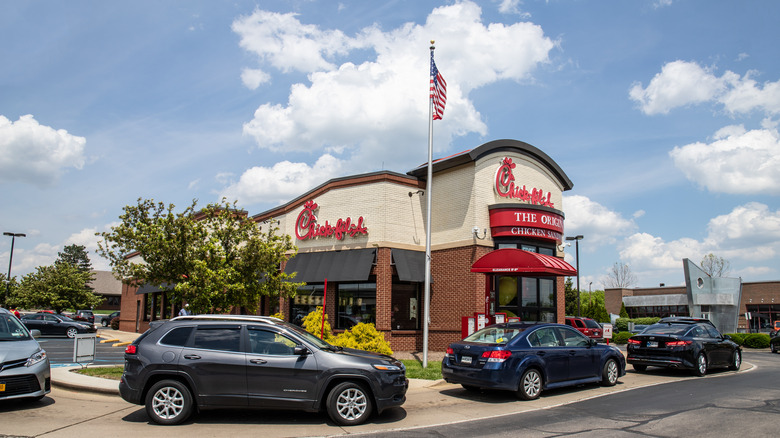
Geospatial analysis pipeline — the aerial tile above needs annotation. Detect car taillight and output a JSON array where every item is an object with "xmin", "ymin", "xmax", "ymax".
[
  {"xmin": 481, "ymin": 350, "xmax": 512, "ymax": 363},
  {"xmin": 665, "ymin": 340, "xmax": 692, "ymax": 347},
  {"xmin": 627, "ymin": 338, "xmax": 641, "ymax": 345},
  {"xmin": 125, "ymin": 344, "xmax": 137, "ymax": 354}
]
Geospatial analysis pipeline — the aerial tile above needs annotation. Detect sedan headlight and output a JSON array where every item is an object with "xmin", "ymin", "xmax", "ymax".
[{"xmin": 26, "ymin": 348, "xmax": 47, "ymax": 367}]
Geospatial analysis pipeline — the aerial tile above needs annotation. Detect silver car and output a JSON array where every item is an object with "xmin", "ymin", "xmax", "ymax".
[{"xmin": 0, "ymin": 308, "xmax": 51, "ymax": 401}]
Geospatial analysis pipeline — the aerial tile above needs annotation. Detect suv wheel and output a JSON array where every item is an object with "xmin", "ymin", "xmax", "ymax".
[
  {"xmin": 326, "ymin": 382, "xmax": 373, "ymax": 426},
  {"xmin": 145, "ymin": 380, "xmax": 193, "ymax": 425}
]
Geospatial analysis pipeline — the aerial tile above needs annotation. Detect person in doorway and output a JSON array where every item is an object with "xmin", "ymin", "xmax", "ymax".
[{"xmin": 178, "ymin": 304, "xmax": 190, "ymax": 316}]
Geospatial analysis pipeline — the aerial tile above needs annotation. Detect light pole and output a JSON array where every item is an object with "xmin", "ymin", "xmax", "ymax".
[
  {"xmin": 3, "ymin": 232, "xmax": 26, "ymax": 308},
  {"xmin": 566, "ymin": 235, "xmax": 583, "ymax": 317}
]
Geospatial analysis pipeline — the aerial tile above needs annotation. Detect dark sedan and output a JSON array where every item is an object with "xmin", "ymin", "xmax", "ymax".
[
  {"xmin": 627, "ymin": 317, "xmax": 741, "ymax": 376},
  {"xmin": 771, "ymin": 330, "xmax": 779, "ymax": 354},
  {"xmin": 442, "ymin": 322, "xmax": 626, "ymax": 400},
  {"xmin": 21, "ymin": 313, "xmax": 97, "ymax": 338},
  {"xmin": 100, "ymin": 311, "xmax": 120, "ymax": 327}
]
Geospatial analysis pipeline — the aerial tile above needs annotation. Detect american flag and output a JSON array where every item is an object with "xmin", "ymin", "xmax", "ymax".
[{"xmin": 430, "ymin": 52, "xmax": 447, "ymax": 120}]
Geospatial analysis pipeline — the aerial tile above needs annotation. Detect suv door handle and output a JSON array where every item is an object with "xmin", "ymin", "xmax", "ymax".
[
  {"xmin": 250, "ymin": 358, "xmax": 267, "ymax": 365},
  {"xmin": 184, "ymin": 354, "xmax": 201, "ymax": 360}
]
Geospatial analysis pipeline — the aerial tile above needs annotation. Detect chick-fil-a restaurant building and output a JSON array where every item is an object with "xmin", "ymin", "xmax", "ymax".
[{"xmin": 251, "ymin": 139, "xmax": 576, "ymax": 351}]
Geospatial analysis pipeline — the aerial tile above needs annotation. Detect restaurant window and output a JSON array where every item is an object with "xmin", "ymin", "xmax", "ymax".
[
  {"xmin": 337, "ymin": 281, "xmax": 376, "ymax": 329},
  {"xmin": 391, "ymin": 282, "xmax": 420, "ymax": 330},
  {"xmin": 497, "ymin": 276, "xmax": 556, "ymax": 322},
  {"xmin": 290, "ymin": 284, "xmax": 325, "ymax": 326}
]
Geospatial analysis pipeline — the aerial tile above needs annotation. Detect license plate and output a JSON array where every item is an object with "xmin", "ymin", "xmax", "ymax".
[
  {"xmin": 461, "ymin": 356, "xmax": 472, "ymax": 365},
  {"xmin": 0, "ymin": 383, "xmax": 5, "ymax": 392},
  {"xmin": 647, "ymin": 341, "xmax": 658, "ymax": 348}
]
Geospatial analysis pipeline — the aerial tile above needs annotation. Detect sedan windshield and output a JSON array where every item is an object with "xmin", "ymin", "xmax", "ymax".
[
  {"xmin": 464, "ymin": 327, "xmax": 526, "ymax": 344},
  {"xmin": 0, "ymin": 313, "xmax": 33, "ymax": 341}
]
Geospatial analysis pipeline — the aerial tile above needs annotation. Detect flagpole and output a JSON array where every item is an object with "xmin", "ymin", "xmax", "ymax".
[{"xmin": 423, "ymin": 41, "xmax": 435, "ymax": 368}]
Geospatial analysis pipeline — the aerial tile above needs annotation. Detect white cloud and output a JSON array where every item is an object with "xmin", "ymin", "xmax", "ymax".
[
  {"xmin": 241, "ymin": 68, "xmax": 271, "ymax": 89},
  {"xmin": 233, "ymin": 1, "xmax": 555, "ymax": 173},
  {"xmin": 630, "ymin": 60, "xmax": 780, "ymax": 116},
  {"xmin": 220, "ymin": 154, "xmax": 344, "ymax": 206},
  {"xmin": 629, "ymin": 61, "xmax": 725, "ymax": 115},
  {"xmin": 616, "ymin": 202, "xmax": 780, "ymax": 277},
  {"xmin": 0, "ymin": 114, "xmax": 87, "ymax": 187},
  {"xmin": 562, "ymin": 195, "xmax": 636, "ymax": 248},
  {"xmin": 669, "ymin": 125, "xmax": 780, "ymax": 195}
]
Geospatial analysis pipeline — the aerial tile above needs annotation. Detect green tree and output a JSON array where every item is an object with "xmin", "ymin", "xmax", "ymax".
[
  {"xmin": 1, "ymin": 272, "xmax": 20, "ymax": 309},
  {"xmin": 619, "ymin": 302, "xmax": 629, "ymax": 319},
  {"xmin": 97, "ymin": 198, "xmax": 303, "ymax": 314},
  {"xmin": 14, "ymin": 262, "xmax": 102, "ymax": 313},
  {"xmin": 57, "ymin": 244, "xmax": 93, "ymax": 273},
  {"xmin": 564, "ymin": 277, "xmax": 578, "ymax": 316},
  {"xmin": 579, "ymin": 290, "xmax": 610, "ymax": 323}
]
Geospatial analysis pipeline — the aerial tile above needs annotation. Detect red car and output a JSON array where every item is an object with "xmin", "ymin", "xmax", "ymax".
[{"xmin": 565, "ymin": 316, "xmax": 603, "ymax": 341}]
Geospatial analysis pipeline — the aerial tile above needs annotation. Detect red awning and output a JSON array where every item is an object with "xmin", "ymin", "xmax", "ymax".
[{"xmin": 471, "ymin": 248, "xmax": 577, "ymax": 276}]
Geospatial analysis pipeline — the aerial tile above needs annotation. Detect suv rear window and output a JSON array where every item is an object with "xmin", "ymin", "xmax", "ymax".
[
  {"xmin": 583, "ymin": 319, "xmax": 601, "ymax": 329},
  {"xmin": 160, "ymin": 326, "xmax": 194, "ymax": 347}
]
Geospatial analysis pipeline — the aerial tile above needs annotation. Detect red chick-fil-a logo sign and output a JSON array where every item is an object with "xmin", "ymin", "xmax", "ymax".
[
  {"xmin": 295, "ymin": 200, "xmax": 368, "ymax": 241},
  {"xmin": 494, "ymin": 157, "xmax": 554, "ymax": 208}
]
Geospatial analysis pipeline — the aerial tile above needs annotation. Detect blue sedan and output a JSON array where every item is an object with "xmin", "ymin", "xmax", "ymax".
[{"xmin": 442, "ymin": 322, "xmax": 626, "ymax": 400}]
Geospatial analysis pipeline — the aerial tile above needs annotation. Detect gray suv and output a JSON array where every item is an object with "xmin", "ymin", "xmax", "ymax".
[
  {"xmin": 119, "ymin": 315, "xmax": 408, "ymax": 425},
  {"xmin": 0, "ymin": 308, "xmax": 51, "ymax": 401}
]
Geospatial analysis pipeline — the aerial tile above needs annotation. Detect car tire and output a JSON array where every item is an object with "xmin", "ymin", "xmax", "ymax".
[
  {"xmin": 102, "ymin": 319, "xmax": 108, "ymax": 327},
  {"xmin": 772, "ymin": 343, "xmax": 778, "ymax": 354},
  {"xmin": 693, "ymin": 352, "xmax": 707, "ymax": 377},
  {"xmin": 461, "ymin": 384, "xmax": 480, "ymax": 392},
  {"xmin": 66, "ymin": 327, "xmax": 78, "ymax": 338},
  {"xmin": 632, "ymin": 364, "xmax": 647, "ymax": 372},
  {"xmin": 728, "ymin": 350, "xmax": 741, "ymax": 371},
  {"xmin": 145, "ymin": 380, "xmax": 194, "ymax": 425},
  {"xmin": 326, "ymin": 381, "xmax": 373, "ymax": 426},
  {"xmin": 516, "ymin": 368, "xmax": 542, "ymax": 400},
  {"xmin": 602, "ymin": 358, "xmax": 619, "ymax": 386}
]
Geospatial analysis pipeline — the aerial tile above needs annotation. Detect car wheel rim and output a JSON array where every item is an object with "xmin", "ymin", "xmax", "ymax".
[
  {"xmin": 734, "ymin": 352, "xmax": 741, "ymax": 368},
  {"xmin": 152, "ymin": 387, "xmax": 184, "ymax": 420},
  {"xmin": 335, "ymin": 387, "xmax": 367, "ymax": 421},
  {"xmin": 607, "ymin": 361, "xmax": 618, "ymax": 383},
  {"xmin": 698, "ymin": 354, "xmax": 707, "ymax": 374},
  {"xmin": 523, "ymin": 371, "xmax": 541, "ymax": 397},
  {"xmin": 67, "ymin": 328, "xmax": 77, "ymax": 338}
]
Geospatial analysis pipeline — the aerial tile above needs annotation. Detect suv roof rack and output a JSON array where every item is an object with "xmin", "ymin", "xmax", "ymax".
[{"xmin": 170, "ymin": 314, "xmax": 284, "ymax": 323}]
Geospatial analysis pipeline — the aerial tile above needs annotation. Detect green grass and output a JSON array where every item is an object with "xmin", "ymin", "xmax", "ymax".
[
  {"xmin": 401, "ymin": 359, "xmax": 442, "ymax": 380},
  {"xmin": 73, "ymin": 362, "xmax": 442, "ymax": 381},
  {"xmin": 74, "ymin": 365, "xmax": 124, "ymax": 380}
]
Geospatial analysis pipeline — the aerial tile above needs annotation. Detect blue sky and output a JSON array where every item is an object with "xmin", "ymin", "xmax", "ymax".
[{"xmin": 1, "ymin": 0, "xmax": 779, "ymax": 291}]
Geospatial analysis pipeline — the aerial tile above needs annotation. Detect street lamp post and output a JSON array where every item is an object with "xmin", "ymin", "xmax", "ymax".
[
  {"xmin": 565, "ymin": 235, "xmax": 584, "ymax": 317},
  {"xmin": 3, "ymin": 232, "xmax": 26, "ymax": 308}
]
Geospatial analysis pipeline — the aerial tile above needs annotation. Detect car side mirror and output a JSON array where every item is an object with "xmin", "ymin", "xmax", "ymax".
[
  {"xmin": 30, "ymin": 329, "xmax": 41, "ymax": 339},
  {"xmin": 294, "ymin": 346, "xmax": 310, "ymax": 356}
]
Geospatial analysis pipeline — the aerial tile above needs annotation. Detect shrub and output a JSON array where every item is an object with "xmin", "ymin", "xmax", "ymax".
[
  {"xmin": 270, "ymin": 312, "xmax": 284, "ymax": 321},
  {"xmin": 742, "ymin": 333, "xmax": 770, "ymax": 349},
  {"xmin": 615, "ymin": 317, "xmax": 661, "ymax": 332},
  {"xmin": 332, "ymin": 323, "xmax": 393, "ymax": 356},
  {"xmin": 301, "ymin": 307, "xmax": 334, "ymax": 341},
  {"xmin": 611, "ymin": 331, "xmax": 633, "ymax": 344},
  {"xmin": 725, "ymin": 333, "xmax": 745, "ymax": 345},
  {"xmin": 110, "ymin": 317, "xmax": 120, "ymax": 330}
]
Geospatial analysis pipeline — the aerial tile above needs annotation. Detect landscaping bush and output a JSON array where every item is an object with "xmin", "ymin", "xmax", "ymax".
[
  {"xmin": 615, "ymin": 317, "xmax": 661, "ymax": 332},
  {"xmin": 742, "ymin": 333, "xmax": 770, "ymax": 349},
  {"xmin": 332, "ymin": 322, "xmax": 394, "ymax": 356},
  {"xmin": 611, "ymin": 331, "xmax": 633, "ymax": 344},
  {"xmin": 110, "ymin": 317, "xmax": 120, "ymax": 330},
  {"xmin": 725, "ymin": 333, "xmax": 745, "ymax": 345},
  {"xmin": 301, "ymin": 306, "xmax": 334, "ymax": 341}
]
